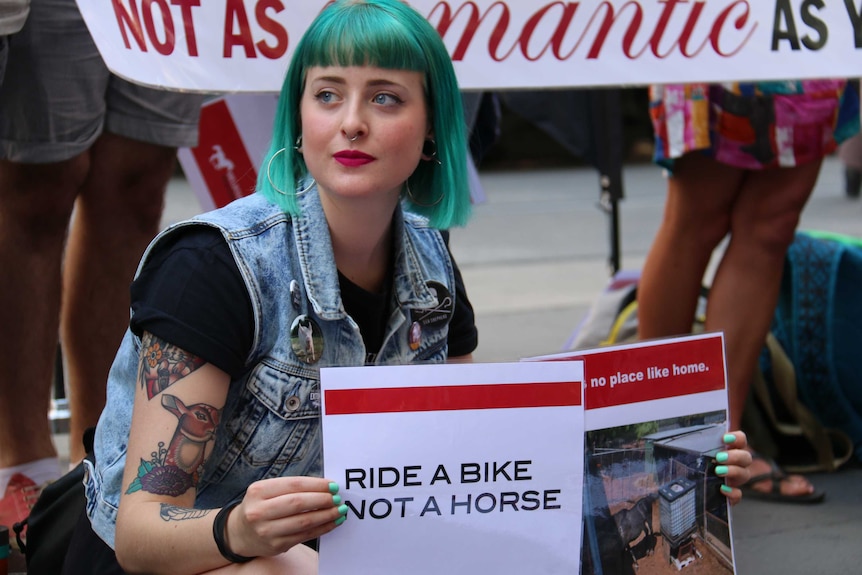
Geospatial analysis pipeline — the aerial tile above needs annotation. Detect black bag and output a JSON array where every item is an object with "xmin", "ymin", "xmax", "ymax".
[{"xmin": 12, "ymin": 430, "xmax": 92, "ymax": 575}]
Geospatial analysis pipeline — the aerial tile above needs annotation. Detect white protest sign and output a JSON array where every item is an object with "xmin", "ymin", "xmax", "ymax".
[
  {"xmin": 319, "ymin": 361, "xmax": 585, "ymax": 575},
  {"xmin": 79, "ymin": 1, "xmax": 862, "ymax": 93},
  {"xmin": 528, "ymin": 333, "xmax": 736, "ymax": 574}
]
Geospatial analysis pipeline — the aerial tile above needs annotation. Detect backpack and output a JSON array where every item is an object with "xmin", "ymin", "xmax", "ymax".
[
  {"xmin": 12, "ymin": 429, "xmax": 92, "ymax": 575},
  {"xmin": 754, "ymin": 230, "xmax": 862, "ymax": 467}
]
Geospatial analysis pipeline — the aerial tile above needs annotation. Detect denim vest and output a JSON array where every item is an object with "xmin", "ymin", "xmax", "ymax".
[{"xmin": 84, "ymin": 188, "xmax": 455, "ymax": 547}]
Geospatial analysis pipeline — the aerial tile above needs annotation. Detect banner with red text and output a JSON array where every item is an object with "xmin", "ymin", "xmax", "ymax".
[
  {"xmin": 80, "ymin": 1, "xmax": 862, "ymax": 93},
  {"xmin": 319, "ymin": 361, "xmax": 585, "ymax": 575},
  {"xmin": 527, "ymin": 333, "xmax": 736, "ymax": 573}
]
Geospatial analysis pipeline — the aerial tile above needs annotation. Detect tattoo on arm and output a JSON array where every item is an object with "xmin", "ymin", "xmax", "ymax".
[
  {"xmin": 139, "ymin": 332, "xmax": 206, "ymax": 400},
  {"xmin": 160, "ymin": 504, "xmax": 212, "ymax": 522},
  {"xmin": 126, "ymin": 394, "xmax": 221, "ymax": 497}
]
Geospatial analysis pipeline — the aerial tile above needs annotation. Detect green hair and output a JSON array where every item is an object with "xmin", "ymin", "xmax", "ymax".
[{"xmin": 256, "ymin": 0, "xmax": 471, "ymax": 228}]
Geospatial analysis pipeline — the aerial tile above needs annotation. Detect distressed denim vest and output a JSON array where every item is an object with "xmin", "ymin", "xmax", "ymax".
[{"xmin": 85, "ymin": 188, "xmax": 455, "ymax": 547}]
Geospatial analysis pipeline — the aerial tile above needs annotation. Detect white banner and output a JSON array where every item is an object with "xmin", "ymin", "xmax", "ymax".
[{"xmin": 79, "ymin": 1, "xmax": 862, "ymax": 93}]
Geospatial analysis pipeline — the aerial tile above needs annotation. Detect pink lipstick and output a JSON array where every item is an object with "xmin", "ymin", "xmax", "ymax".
[{"xmin": 334, "ymin": 150, "xmax": 374, "ymax": 167}]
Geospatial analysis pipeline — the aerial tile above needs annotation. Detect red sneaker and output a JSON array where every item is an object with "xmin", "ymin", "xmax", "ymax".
[{"xmin": 0, "ymin": 473, "xmax": 43, "ymax": 547}]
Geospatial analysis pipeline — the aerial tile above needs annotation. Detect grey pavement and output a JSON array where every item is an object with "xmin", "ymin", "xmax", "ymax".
[{"xmin": 49, "ymin": 154, "xmax": 862, "ymax": 574}]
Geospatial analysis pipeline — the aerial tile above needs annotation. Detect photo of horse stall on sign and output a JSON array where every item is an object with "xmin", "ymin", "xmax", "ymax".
[
  {"xmin": 528, "ymin": 332, "xmax": 734, "ymax": 574},
  {"xmin": 585, "ymin": 414, "xmax": 732, "ymax": 574}
]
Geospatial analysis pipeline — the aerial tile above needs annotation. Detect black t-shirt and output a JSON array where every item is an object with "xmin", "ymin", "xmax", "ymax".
[{"xmin": 130, "ymin": 226, "xmax": 478, "ymax": 376}]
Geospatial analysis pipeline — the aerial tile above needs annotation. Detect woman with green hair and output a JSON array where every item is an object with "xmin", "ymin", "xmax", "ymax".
[{"xmin": 64, "ymin": 0, "xmax": 478, "ymax": 572}]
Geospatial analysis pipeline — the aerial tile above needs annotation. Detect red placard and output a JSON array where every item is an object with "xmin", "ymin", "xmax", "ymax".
[
  {"xmin": 561, "ymin": 335, "xmax": 726, "ymax": 410},
  {"xmin": 189, "ymin": 99, "xmax": 258, "ymax": 208}
]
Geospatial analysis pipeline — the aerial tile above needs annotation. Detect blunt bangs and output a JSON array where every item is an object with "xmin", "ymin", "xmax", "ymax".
[{"xmin": 300, "ymin": 4, "xmax": 428, "ymax": 74}]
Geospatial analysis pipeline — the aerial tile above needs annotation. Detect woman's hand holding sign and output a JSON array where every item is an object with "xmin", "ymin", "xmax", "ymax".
[
  {"xmin": 714, "ymin": 432, "xmax": 752, "ymax": 506},
  {"xmin": 226, "ymin": 477, "xmax": 348, "ymax": 560}
]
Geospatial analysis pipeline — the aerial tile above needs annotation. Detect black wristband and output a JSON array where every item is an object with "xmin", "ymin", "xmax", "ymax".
[{"xmin": 213, "ymin": 498, "xmax": 255, "ymax": 564}]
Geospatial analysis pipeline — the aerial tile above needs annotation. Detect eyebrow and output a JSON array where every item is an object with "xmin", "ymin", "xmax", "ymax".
[{"xmin": 309, "ymin": 76, "xmax": 406, "ymax": 89}]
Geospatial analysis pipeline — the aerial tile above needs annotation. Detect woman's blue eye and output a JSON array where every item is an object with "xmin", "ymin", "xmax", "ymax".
[
  {"xmin": 316, "ymin": 91, "xmax": 335, "ymax": 103},
  {"xmin": 373, "ymin": 93, "xmax": 400, "ymax": 105}
]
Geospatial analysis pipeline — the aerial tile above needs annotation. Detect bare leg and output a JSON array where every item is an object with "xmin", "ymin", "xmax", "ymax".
[
  {"xmin": 707, "ymin": 160, "xmax": 821, "ymax": 498},
  {"xmin": 0, "ymin": 157, "xmax": 87, "ymax": 467},
  {"xmin": 637, "ymin": 154, "xmax": 744, "ymax": 341},
  {"xmin": 61, "ymin": 133, "xmax": 176, "ymax": 462},
  {"xmin": 639, "ymin": 154, "xmax": 822, "ymax": 497},
  {"xmin": 709, "ymin": 160, "xmax": 821, "ymax": 429}
]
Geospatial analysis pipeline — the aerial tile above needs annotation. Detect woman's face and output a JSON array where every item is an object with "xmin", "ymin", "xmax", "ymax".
[{"xmin": 299, "ymin": 65, "xmax": 430, "ymax": 206}]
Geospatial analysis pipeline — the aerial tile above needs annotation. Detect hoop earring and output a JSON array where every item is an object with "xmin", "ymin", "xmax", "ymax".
[
  {"xmin": 267, "ymin": 148, "xmax": 288, "ymax": 196},
  {"xmin": 405, "ymin": 179, "xmax": 443, "ymax": 207},
  {"xmin": 422, "ymin": 139, "xmax": 442, "ymax": 166},
  {"xmin": 294, "ymin": 135, "xmax": 303, "ymax": 151},
  {"xmin": 266, "ymin": 148, "xmax": 314, "ymax": 197}
]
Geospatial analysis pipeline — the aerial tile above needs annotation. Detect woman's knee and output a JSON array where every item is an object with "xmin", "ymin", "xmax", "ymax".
[{"xmin": 732, "ymin": 207, "xmax": 802, "ymax": 256}]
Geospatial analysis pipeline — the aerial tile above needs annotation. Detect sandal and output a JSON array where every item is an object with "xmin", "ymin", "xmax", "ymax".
[{"xmin": 740, "ymin": 452, "xmax": 825, "ymax": 504}]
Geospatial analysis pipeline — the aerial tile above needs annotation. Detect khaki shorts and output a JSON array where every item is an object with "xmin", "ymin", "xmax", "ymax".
[{"xmin": 0, "ymin": 0, "xmax": 205, "ymax": 164}]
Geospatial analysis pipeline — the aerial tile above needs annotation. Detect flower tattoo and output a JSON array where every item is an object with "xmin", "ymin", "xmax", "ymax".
[{"xmin": 139, "ymin": 332, "xmax": 205, "ymax": 400}]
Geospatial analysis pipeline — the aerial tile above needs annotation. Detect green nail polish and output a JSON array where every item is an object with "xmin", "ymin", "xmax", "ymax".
[
  {"xmin": 338, "ymin": 504, "xmax": 348, "ymax": 516},
  {"xmin": 723, "ymin": 433, "xmax": 736, "ymax": 444},
  {"xmin": 720, "ymin": 484, "xmax": 733, "ymax": 495},
  {"xmin": 715, "ymin": 451, "xmax": 729, "ymax": 463},
  {"xmin": 328, "ymin": 482, "xmax": 339, "ymax": 495},
  {"xmin": 715, "ymin": 465, "xmax": 729, "ymax": 476},
  {"xmin": 332, "ymin": 494, "xmax": 342, "ymax": 505},
  {"xmin": 334, "ymin": 515, "xmax": 346, "ymax": 526}
]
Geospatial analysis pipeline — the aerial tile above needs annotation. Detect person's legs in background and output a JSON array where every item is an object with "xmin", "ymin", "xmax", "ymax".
[
  {"xmin": 638, "ymin": 152, "xmax": 822, "ymax": 498},
  {"xmin": 0, "ymin": 0, "xmax": 97, "ymax": 527},
  {"xmin": 60, "ymin": 133, "xmax": 180, "ymax": 463},
  {"xmin": 637, "ymin": 154, "xmax": 743, "ymax": 341},
  {"xmin": 0, "ymin": 157, "xmax": 82, "ymax": 495},
  {"xmin": 705, "ymin": 159, "xmax": 822, "ymax": 498},
  {"xmin": 0, "ymin": 0, "xmax": 203, "ymax": 534},
  {"xmin": 60, "ymin": 70, "xmax": 204, "ymax": 463},
  {"xmin": 708, "ymin": 160, "xmax": 821, "ymax": 431}
]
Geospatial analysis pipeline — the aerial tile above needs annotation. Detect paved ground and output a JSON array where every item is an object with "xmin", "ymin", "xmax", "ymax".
[{"xmin": 42, "ymin": 154, "xmax": 862, "ymax": 574}]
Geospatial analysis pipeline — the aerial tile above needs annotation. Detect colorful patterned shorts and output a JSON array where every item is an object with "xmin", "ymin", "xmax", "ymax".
[{"xmin": 650, "ymin": 81, "xmax": 860, "ymax": 171}]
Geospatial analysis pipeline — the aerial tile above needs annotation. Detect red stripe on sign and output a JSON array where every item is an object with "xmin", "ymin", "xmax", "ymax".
[
  {"xmin": 325, "ymin": 381, "xmax": 581, "ymax": 415},
  {"xmin": 191, "ymin": 99, "xmax": 257, "ymax": 208},
  {"xmin": 567, "ymin": 336, "xmax": 726, "ymax": 410}
]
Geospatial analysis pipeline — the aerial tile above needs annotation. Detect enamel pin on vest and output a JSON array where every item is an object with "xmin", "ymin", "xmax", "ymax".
[
  {"xmin": 290, "ymin": 315, "xmax": 323, "ymax": 364},
  {"xmin": 411, "ymin": 281, "xmax": 453, "ymax": 329}
]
